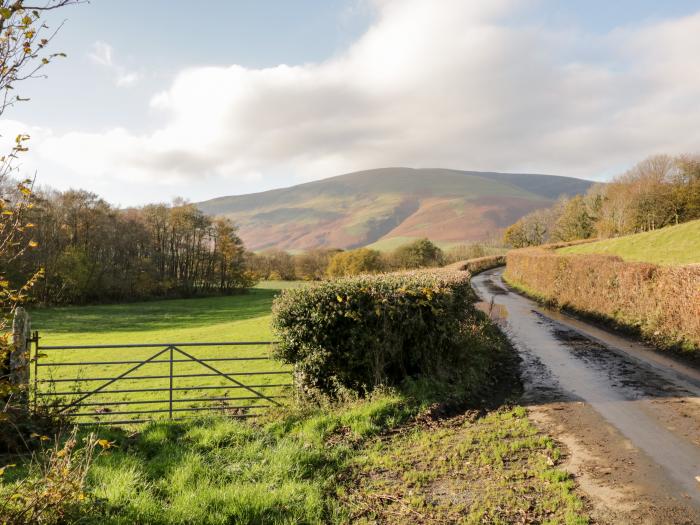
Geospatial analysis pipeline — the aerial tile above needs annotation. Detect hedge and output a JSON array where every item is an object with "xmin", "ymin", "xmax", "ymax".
[
  {"xmin": 445, "ymin": 255, "xmax": 505, "ymax": 274},
  {"xmin": 271, "ymin": 269, "xmax": 505, "ymax": 399},
  {"xmin": 504, "ymin": 249, "xmax": 700, "ymax": 353}
]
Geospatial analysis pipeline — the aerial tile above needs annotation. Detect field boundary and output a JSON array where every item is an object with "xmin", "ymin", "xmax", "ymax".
[
  {"xmin": 504, "ymin": 247, "xmax": 700, "ymax": 355},
  {"xmin": 32, "ymin": 335, "xmax": 292, "ymax": 425}
]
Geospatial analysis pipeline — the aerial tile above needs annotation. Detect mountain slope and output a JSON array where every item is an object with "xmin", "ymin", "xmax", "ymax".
[{"xmin": 198, "ymin": 168, "xmax": 593, "ymax": 251}]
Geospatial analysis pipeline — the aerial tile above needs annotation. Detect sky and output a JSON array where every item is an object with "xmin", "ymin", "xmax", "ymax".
[{"xmin": 3, "ymin": 0, "xmax": 700, "ymax": 206}]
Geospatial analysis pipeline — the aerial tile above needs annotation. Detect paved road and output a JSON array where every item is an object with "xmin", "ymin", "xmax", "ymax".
[{"xmin": 472, "ymin": 267, "xmax": 700, "ymax": 522}]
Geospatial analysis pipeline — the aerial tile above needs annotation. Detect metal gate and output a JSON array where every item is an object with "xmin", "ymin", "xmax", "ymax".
[{"xmin": 31, "ymin": 333, "xmax": 292, "ymax": 425}]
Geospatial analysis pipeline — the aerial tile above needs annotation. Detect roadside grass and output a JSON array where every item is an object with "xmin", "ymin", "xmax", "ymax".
[
  {"xmin": 1, "ymin": 393, "xmax": 588, "ymax": 524},
  {"xmin": 28, "ymin": 286, "xmax": 306, "ymax": 424},
  {"xmin": 557, "ymin": 219, "xmax": 700, "ymax": 265},
  {"xmin": 340, "ymin": 406, "xmax": 587, "ymax": 524}
]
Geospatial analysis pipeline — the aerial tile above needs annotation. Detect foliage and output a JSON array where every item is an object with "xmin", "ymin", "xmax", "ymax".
[
  {"xmin": 445, "ymin": 254, "xmax": 506, "ymax": 274},
  {"xmin": 389, "ymin": 238, "xmax": 444, "ymax": 269},
  {"xmin": 0, "ymin": 428, "xmax": 104, "ymax": 525},
  {"xmin": 10, "ymin": 192, "xmax": 254, "ymax": 305},
  {"xmin": 272, "ymin": 269, "xmax": 507, "ymax": 399},
  {"xmin": 326, "ymin": 248, "xmax": 385, "ymax": 278},
  {"xmin": 504, "ymin": 248, "xmax": 700, "ymax": 354},
  {"xmin": 504, "ymin": 154, "xmax": 700, "ymax": 247},
  {"xmin": 0, "ymin": 0, "xmax": 79, "ymax": 436},
  {"xmin": 294, "ymin": 248, "xmax": 342, "ymax": 280},
  {"xmin": 443, "ymin": 241, "xmax": 506, "ymax": 264},
  {"xmin": 247, "ymin": 249, "xmax": 297, "ymax": 281}
]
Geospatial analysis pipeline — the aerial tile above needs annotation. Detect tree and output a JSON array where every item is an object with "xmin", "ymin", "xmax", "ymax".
[
  {"xmin": 1, "ymin": 0, "xmax": 80, "ymax": 415},
  {"xmin": 326, "ymin": 248, "xmax": 385, "ymax": 277},
  {"xmin": 294, "ymin": 248, "xmax": 340, "ymax": 280},
  {"xmin": 552, "ymin": 195, "xmax": 595, "ymax": 242},
  {"xmin": 391, "ymin": 238, "xmax": 444, "ymax": 269}
]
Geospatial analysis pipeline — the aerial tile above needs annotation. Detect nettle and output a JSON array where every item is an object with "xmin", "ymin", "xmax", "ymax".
[{"xmin": 272, "ymin": 270, "xmax": 497, "ymax": 399}]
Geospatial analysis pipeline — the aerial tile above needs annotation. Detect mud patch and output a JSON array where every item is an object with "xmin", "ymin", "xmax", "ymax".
[{"xmin": 529, "ymin": 401, "xmax": 700, "ymax": 525}]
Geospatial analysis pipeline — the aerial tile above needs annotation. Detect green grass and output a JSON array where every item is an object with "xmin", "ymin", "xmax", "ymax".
[
  {"xmin": 28, "ymin": 289, "xmax": 297, "ymax": 424},
  {"xmin": 4, "ymin": 282, "xmax": 590, "ymax": 524},
  {"xmin": 1, "ymin": 395, "xmax": 588, "ymax": 524},
  {"xmin": 558, "ymin": 219, "xmax": 700, "ymax": 265},
  {"xmin": 253, "ymin": 280, "xmax": 312, "ymax": 290}
]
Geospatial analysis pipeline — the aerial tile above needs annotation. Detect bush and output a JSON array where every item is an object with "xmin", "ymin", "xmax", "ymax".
[
  {"xmin": 504, "ymin": 249, "xmax": 700, "ymax": 353},
  {"xmin": 272, "ymin": 269, "xmax": 506, "ymax": 399}
]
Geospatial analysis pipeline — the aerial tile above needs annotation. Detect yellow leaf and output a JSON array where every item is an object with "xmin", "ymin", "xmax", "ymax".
[
  {"xmin": 0, "ymin": 464, "xmax": 16, "ymax": 476},
  {"xmin": 97, "ymin": 439, "xmax": 114, "ymax": 449}
]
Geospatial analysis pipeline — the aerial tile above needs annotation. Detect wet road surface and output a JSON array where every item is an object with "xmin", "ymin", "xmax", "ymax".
[{"xmin": 472, "ymin": 267, "xmax": 700, "ymax": 521}]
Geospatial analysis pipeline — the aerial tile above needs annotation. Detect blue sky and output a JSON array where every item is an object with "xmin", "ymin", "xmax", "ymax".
[{"xmin": 5, "ymin": 0, "xmax": 700, "ymax": 205}]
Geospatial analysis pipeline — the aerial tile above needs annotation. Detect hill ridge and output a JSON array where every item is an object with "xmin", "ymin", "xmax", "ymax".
[{"xmin": 198, "ymin": 168, "xmax": 593, "ymax": 251}]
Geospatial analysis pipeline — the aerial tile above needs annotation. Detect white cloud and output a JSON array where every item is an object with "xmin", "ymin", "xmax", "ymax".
[
  {"xmin": 9, "ymin": 0, "xmax": 700, "ymax": 203},
  {"xmin": 88, "ymin": 41, "xmax": 141, "ymax": 88}
]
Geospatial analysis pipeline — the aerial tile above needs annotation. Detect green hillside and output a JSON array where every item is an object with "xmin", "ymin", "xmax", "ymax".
[
  {"xmin": 558, "ymin": 219, "xmax": 700, "ymax": 265},
  {"xmin": 198, "ymin": 168, "xmax": 592, "ymax": 251}
]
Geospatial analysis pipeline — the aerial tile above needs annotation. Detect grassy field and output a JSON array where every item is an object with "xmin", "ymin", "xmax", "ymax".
[
  {"xmin": 28, "ymin": 284, "xmax": 308, "ymax": 424},
  {"xmin": 3, "ymin": 280, "xmax": 591, "ymax": 524},
  {"xmin": 557, "ymin": 219, "xmax": 700, "ymax": 265}
]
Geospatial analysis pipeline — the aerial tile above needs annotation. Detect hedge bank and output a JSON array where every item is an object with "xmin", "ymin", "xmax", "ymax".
[
  {"xmin": 271, "ymin": 269, "xmax": 508, "ymax": 399},
  {"xmin": 504, "ymin": 248, "xmax": 700, "ymax": 354}
]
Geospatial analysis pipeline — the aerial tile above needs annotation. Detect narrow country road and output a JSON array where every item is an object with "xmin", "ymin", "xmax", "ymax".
[{"xmin": 472, "ymin": 267, "xmax": 700, "ymax": 524}]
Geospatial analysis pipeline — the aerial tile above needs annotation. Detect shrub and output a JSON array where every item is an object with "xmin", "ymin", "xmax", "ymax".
[
  {"xmin": 272, "ymin": 269, "xmax": 505, "ymax": 399},
  {"xmin": 504, "ymin": 249, "xmax": 700, "ymax": 353},
  {"xmin": 0, "ymin": 429, "xmax": 104, "ymax": 524}
]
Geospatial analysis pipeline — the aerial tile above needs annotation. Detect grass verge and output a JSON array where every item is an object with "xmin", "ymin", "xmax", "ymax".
[{"xmin": 557, "ymin": 219, "xmax": 700, "ymax": 265}]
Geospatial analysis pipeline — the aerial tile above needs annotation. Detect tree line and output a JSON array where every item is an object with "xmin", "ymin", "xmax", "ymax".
[
  {"xmin": 4, "ymin": 188, "xmax": 253, "ymax": 305},
  {"xmin": 248, "ymin": 238, "xmax": 505, "ymax": 280},
  {"xmin": 503, "ymin": 155, "xmax": 700, "ymax": 247}
]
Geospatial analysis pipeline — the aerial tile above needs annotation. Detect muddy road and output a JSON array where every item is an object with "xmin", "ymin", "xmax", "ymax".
[{"xmin": 473, "ymin": 267, "xmax": 700, "ymax": 524}]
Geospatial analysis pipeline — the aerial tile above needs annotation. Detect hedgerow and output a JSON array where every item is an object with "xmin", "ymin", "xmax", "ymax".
[
  {"xmin": 445, "ymin": 255, "xmax": 505, "ymax": 273},
  {"xmin": 504, "ymin": 248, "xmax": 700, "ymax": 354},
  {"xmin": 272, "ymin": 269, "xmax": 507, "ymax": 399}
]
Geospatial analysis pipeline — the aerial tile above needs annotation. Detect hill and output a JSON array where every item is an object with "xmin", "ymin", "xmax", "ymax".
[
  {"xmin": 198, "ymin": 168, "xmax": 593, "ymax": 251},
  {"xmin": 558, "ymin": 219, "xmax": 700, "ymax": 265}
]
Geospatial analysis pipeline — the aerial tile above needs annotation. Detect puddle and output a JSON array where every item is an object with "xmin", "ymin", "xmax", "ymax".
[{"xmin": 472, "ymin": 268, "xmax": 700, "ymax": 507}]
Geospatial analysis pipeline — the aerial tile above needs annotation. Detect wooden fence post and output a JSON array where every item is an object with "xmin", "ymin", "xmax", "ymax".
[{"xmin": 9, "ymin": 307, "xmax": 31, "ymax": 409}]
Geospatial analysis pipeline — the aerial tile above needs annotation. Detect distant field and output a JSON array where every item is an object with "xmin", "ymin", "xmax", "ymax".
[
  {"xmin": 558, "ymin": 219, "xmax": 700, "ymax": 265},
  {"xmin": 253, "ymin": 279, "xmax": 312, "ymax": 290},
  {"xmin": 365, "ymin": 236, "xmax": 460, "ymax": 252},
  {"xmin": 28, "ymin": 284, "xmax": 305, "ymax": 424}
]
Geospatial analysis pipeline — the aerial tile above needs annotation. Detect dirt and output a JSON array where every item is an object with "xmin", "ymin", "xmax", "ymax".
[{"xmin": 472, "ymin": 267, "xmax": 700, "ymax": 524}]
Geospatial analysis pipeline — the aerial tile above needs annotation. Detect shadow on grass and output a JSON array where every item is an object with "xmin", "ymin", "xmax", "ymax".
[{"xmin": 29, "ymin": 289, "xmax": 278, "ymax": 334}]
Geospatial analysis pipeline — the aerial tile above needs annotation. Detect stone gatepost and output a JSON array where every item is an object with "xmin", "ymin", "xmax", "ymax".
[{"xmin": 9, "ymin": 307, "xmax": 31, "ymax": 409}]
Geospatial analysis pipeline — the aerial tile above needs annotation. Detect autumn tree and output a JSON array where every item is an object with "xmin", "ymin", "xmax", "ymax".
[
  {"xmin": 391, "ymin": 238, "xmax": 444, "ymax": 269},
  {"xmin": 294, "ymin": 248, "xmax": 340, "ymax": 280},
  {"xmin": 326, "ymin": 248, "xmax": 385, "ymax": 277},
  {"xmin": 1, "ymin": 0, "xmax": 80, "ymax": 413}
]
